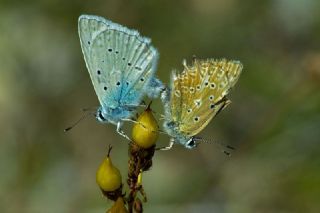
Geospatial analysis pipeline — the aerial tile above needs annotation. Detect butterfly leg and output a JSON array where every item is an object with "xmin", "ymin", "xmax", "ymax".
[
  {"xmin": 116, "ymin": 122, "xmax": 132, "ymax": 142},
  {"xmin": 160, "ymin": 87, "xmax": 172, "ymax": 119},
  {"xmin": 157, "ymin": 138, "xmax": 175, "ymax": 151},
  {"xmin": 122, "ymin": 118, "xmax": 162, "ymax": 135},
  {"xmin": 121, "ymin": 118, "xmax": 146, "ymax": 128},
  {"xmin": 124, "ymin": 103, "xmax": 147, "ymax": 109}
]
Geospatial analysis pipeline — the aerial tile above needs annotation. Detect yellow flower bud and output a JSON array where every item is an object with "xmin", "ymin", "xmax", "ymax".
[
  {"xmin": 96, "ymin": 146, "xmax": 122, "ymax": 192},
  {"xmin": 107, "ymin": 197, "xmax": 128, "ymax": 213},
  {"xmin": 132, "ymin": 104, "xmax": 159, "ymax": 148}
]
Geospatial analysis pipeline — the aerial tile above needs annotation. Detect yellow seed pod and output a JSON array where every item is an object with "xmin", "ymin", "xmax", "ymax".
[
  {"xmin": 96, "ymin": 146, "xmax": 122, "ymax": 192},
  {"xmin": 107, "ymin": 197, "xmax": 128, "ymax": 213},
  {"xmin": 132, "ymin": 104, "xmax": 159, "ymax": 148},
  {"xmin": 137, "ymin": 170, "xmax": 143, "ymax": 187}
]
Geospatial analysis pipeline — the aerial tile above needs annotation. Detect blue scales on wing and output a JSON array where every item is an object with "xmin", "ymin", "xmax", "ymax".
[{"xmin": 78, "ymin": 15, "xmax": 162, "ymax": 123}]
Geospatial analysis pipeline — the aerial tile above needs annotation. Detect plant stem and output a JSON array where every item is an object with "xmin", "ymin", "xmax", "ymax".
[{"xmin": 126, "ymin": 143, "xmax": 155, "ymax": 212}]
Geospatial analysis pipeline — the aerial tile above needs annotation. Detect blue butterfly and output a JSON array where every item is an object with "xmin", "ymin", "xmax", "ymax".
[{"xmin": 78, "ymin": 15, "xmax": 163, "ymax": 140}]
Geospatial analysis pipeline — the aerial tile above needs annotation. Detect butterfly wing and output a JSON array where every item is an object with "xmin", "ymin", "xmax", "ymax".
[
  {"xmin": 78, "ymin": 15, "xmax": 158, "ymax": 110},
  {"xmin": 170, "ymin": 59, "xmax": 243, "ymax": 136}
]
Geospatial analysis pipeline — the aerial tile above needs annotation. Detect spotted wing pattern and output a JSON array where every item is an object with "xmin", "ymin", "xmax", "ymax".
[
  {"xmin": 170, "ymin": 59, "xmax": 243, "ymax": 136},
  {"xmin": 78, "ymin": 15, "xmax": 158, "ymax": 109}
]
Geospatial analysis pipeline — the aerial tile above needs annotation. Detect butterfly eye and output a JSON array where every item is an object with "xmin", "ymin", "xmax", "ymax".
[
  {"xmin": 97, "ymin": 109, "xmax": 107, "ymax": 122},
  {"xmin": 186, "ymin": 138, "xmax": 197, "ymax": 149}
]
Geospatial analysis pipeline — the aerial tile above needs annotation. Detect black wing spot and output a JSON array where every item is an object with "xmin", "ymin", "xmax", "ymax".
[
  {"xmin": 194, "ymin": 117, "xmax": 199, "ymax": 122},
  {"xmin": 87, "ymin": 41, "xmax": 91, "ymax": 45},
  {"xmin": 128, "ymin": 63, "xmax": 132, "ymax": 66},
  {"xmin": 210, "ymin": 104, "xmax": 215, "ymax": 109},
  {"xmin": 140, "ymin": 78, "xmax": 144, "ymax": 82},
  {"xmin": 205, "ymin": 82, "xmax": 209, "ymax": 86},
  {"xmin": 122, "ymin": 57, "xmax": 126, "ymax": 60},
  {"xmin": 115, "ymin": 51, "xmax": 119, "ymax": 54},
  {"xmin": 104, "ymin": 86, "xmax": 107, "ymax": 90},
  {"xmin": 211, "ymin": 83, "xmax": 216, "ymax": 88},
  {"xmin": 97, "ymin": 70, "xmax": 101, "ymax": 75},
  {"xmin": 126, "ymin": 82, "xmax": 129, "ymax": 86},
  {"xmin": 108, "ymin": 48, "xmax": 112, "ymax": 52},
  {"xmin": 135, "ymin": 66, "xmax": 142, "ymax": 71},
  {"xmin": 116, "ymin": 82, "xmax": 121, "ymax": 86}
]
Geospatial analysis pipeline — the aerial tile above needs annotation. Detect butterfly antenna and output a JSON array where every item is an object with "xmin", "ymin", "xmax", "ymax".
[
  {"xmin": 193, "ymin": 137, "xmax": 235, "ymax": 156},
  {"xmin": 81, "ymin": 107, "xmax": 98, "ymax": 112},
  {"xmin": 64, "ymin": 111, "xmax": 94, "ymax": 132}
]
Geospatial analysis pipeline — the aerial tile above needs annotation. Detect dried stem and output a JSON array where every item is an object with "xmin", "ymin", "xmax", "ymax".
[{"xmin": 127, "ymin": 143, "xmax": 155, "ymax": 213}]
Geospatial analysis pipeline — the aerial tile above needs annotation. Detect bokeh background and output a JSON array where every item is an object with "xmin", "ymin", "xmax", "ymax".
[{"xmin": 1, "ymin": 0, "xmax": 320, "ymax": 212}]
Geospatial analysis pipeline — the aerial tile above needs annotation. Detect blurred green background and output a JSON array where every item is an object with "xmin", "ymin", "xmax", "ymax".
[{"xmin": 1, "ymin": 0, "xmax": 320, "ymax": 212}]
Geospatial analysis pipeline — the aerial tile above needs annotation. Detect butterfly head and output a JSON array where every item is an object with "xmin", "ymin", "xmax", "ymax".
[
  {"xmin": 185, "ymin": 137, "xmax": 198, "ymax": 149},
  {"xmin": 96, "ymin": 107, "xmax": 110, "ymax": 123},
  {"xmin": 163, "ymin": 120, "xmax": 199, "ymax": 149},
  {"xmin": 96, "ymin": 106, "xmax": 132, "ymax": 125}
]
